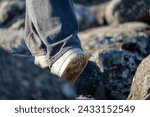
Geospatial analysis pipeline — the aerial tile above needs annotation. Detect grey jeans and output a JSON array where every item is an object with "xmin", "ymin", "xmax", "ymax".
[{"xmin": 25, "ymin": 0, "xmax": 82, "ymax": 67}]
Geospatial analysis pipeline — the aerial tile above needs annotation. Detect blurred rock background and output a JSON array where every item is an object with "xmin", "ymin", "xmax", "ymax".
[{"xmin": 0, "ymin": 0, "xmax": 150, "ymax": 100}]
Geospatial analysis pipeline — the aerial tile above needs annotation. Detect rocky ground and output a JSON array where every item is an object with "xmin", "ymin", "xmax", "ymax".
[{"xmin": 0, "ymin": 0, "xmax": 150, "ymax": 100}]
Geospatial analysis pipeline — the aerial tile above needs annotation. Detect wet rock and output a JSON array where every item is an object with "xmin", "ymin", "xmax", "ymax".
[
  {"xmin": 105, "ymin": 0, "xmax": 150, "ymax": 25},
  {"xmin": 0, "ymin": 48, "xmax": 76, "ymax": 100},
  {"xmin": 93, "ymin": 50, "xmax": 142, "ymax": 99},
  {"xmin": 75, "ymin": 61, "xmax": 106, "ymax": 100},
  {"xmin": 128, "ymin": 55, "xmax": 150, "ymax": 100}
]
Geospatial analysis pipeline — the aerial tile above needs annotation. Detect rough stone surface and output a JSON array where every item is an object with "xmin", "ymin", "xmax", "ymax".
[
  {"xmin": 128, "ymin": 55, "xmax": 150, "ymax": 100},
  {"xmin": 105, "ymin": 0, "xmax": 150, "ymax": 25},
  {"xmin": 75, "ymin": 61, "xmax": 106, "ymax": 100},
  {"xmin": 94, "ymin": 50, "xmax": 142, "ymax": 99},
  {"xmin": 0, "ymin": 49, "xmax": 76, "ymax": 100},
  {"xmin": 0, "ymin": 0, "xmax": 25, "ymax": 27}
]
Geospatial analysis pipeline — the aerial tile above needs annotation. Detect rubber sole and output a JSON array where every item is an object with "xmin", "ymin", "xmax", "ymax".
[
  {"xmin": 61, "ymin": 55, "xmax": 88, "ymax": 85},
  {"xmin": 34, "ymin": 49, "xmax": 88, "ymax": 85}
]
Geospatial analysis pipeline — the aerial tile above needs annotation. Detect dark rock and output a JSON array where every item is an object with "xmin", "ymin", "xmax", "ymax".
[
  {"xmin": 0, "ymin": 0, "xmax": 25, "ymax": 27},
  {"xmin": 75, "ymin": 4, "xmax": 99, "ymax": 31},
  {"xmin": 105, "ymin": 0, "xmax": 150, "ymax": 25},
  {"xmin": 11, "ymin": 44, "xmax": 31, "ymax": 55},
  {"xmin": 0, "ymin": 48, "xmax": 76, "ymax": 99},
  {"xmin": 95, "ymin": 50, "xmax": 142, "ymax": 99},
  {"xmin": 9, "ymin": 14, "xmax": 25, "ymax": 29},
  {"xmin": 128, "ymin": 55, "xmax": 150, "ymax": 100},
  {"xmin": 75, "ymin": 61, "xmax": 106, "ymax": 100}
]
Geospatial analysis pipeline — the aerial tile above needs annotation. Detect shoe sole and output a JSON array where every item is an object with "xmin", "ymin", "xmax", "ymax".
[{"xmin": 61, "ymin": 55, "xmax": 88, "ymax": 85}]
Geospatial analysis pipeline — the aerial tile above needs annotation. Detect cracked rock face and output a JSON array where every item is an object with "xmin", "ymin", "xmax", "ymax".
[
  {"xmin": 128, "ymin": 55, "xmax": 150, "ymax": 100},
  {"xmin": 0, "ymin": 49, "xmax": 76, "ymax": 100}
]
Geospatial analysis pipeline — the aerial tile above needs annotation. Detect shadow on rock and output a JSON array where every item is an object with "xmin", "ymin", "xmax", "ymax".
[
  {"xmin": 96, "ymin": 50, "xmax": 142, "ymax": 99},
  {"xmin": 74, "ymin": 61, "xmax": 106, "ymax": 100},
  {"xmin": 0, "ymin": 48, "xmax": 76, "ymax": 100}
]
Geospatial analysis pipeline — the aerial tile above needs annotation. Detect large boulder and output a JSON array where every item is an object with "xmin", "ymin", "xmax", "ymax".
[
  {"xmin": 0, "ymin": 49, "xmax": 76, "ymax": 99},
  {"xmin": 105, "ymin": 0, "xmax": 150, "ymax": 25},
  {"xmin": 92, "ymin": 50, "xmax": 142, "ymax": 99},
  {"xmin": 128, "ymin": 55, "xmax": 150, "ymax": 100}
]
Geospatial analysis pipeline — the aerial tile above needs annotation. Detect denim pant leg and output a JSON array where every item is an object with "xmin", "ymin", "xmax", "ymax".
[
  {"xmin": 25, "ymin": 7, "xmax": 47, "ymax": 56},
  {"xmin": 25, "ymin": 0, "xmax": 82, "ymax": 67}
]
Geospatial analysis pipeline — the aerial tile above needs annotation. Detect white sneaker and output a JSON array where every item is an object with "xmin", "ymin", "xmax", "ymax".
[
  {"xmin": 51, "ymin": 48, "xmax": 88, "ymax": 85},
  {"xmin": 34, "ymin": 55, "xmax": 49, "ymax": 68},
  {"xmin": 34, "ymin": 48, "xmax": 88, "ymax": 85}
]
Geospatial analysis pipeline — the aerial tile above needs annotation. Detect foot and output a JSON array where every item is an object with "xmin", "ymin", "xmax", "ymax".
[
  {"xmin": 34, "ymin": 48, "xmax": 88, "ymax": 85},
  {"xmin": 51, "ymin": 48, "xmax": 88, "ymax": 85},
  {"xmin": 34, "ymin": 55, "xmax": 49, "ymax": 68}
]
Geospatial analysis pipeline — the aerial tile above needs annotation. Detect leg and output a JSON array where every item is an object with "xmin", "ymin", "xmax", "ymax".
[
  {"xmin": 25, "ymin": 1, "xmax": 48, "ymax": 68},
  {"xmin": 25, "ymin": 0, "xmax": 88, "ymax": 84},
  {"xmin": 25, "ymin": 0, "xmax": 82, "ymax": 66}
]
